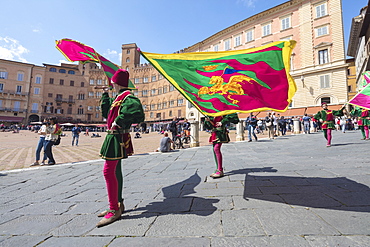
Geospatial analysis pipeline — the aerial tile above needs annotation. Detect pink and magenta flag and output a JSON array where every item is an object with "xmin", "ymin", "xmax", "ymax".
[
  {"xmin": 349, "ymin": 83, "xmax": 370, "ymax": 110},
  {"xmin": 140, "ymin": 40, "xmax": 297, "ymax": 117},
  {"xmin": 56, "ymin": 38, "xmax": 135, "ymax": 89}
]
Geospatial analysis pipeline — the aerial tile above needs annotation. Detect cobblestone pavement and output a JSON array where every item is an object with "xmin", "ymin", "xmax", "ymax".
[{"xmin": 0, "ymin": 130, "xmax": 369, "ymax": 246}]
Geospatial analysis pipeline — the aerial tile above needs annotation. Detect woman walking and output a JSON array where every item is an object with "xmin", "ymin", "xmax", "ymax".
[{"xmin": 44, "ymin": 117, "xmax": 61, "ymax": 165}]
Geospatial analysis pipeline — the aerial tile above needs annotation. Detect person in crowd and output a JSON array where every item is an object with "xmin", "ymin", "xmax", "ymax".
[
  {"xmin": 302, "ymin": 114, "xmax": 311, "ymax": 134},
  {"xmin": 44, "ymin": 117, "xmax": 61, "ymax": 165},
  {"xmin": 203, "ymin": 113, "xmax": 239, "ymax": 178},
  {"xmin": 314, "ymin": 102, "xmax": 345, "ymax": 147},
  {"xmin": 339, "ymin": 115, "xmax": 347, "ymax": 133},
  {"xmin": 182, "ymin": 119, "xmax": 191, "ymax": 137},
  {"xmin": 30, "ymin": 119, "xmax": 48, "ymax": 166},
  {"xmin": 245, "ymin": 113, "xmax": 258, "ymax": 142},
  {"xmin": 272, "ymin": 113, "xmax": 278, "ymax": 136},
  {"xmin": 257, "ymin": 118, "xmax": 264, "ymax": 134},
  {"xmin": 265, "ymin": 112, "xmax": 274, "ymax": 139},
  {"xmin": 71, "ymin": 124, "xmax": 81, "ymax": 146},
  {"xmin": 278, "ymin": 116, "xmax": 287, "ymax": 136},
  {"xmin": 156, "ymin": 132, "xmax": 173, "ymax": 152},
  {"xmin": 169, "ymin": 117, "xmax": 179, "ymax": 141},
  {"xmin": 97, "ymin": 69, "xmax": 145, "ymax": 227}
]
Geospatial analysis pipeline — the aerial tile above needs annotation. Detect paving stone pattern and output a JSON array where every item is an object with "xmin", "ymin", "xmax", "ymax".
[{"xmin": 0, "ymin": 131, "xmax": 369, "ymax": 246}]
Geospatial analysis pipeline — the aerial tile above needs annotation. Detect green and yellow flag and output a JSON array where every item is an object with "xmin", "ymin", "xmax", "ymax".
[{"xmin": 141, "ymin": 40, "xmax": 297, "ymax": 117}]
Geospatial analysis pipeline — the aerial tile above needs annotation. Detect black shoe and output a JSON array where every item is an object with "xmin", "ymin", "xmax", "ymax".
[{"xmin": 248, "ymin": 140, "xmax": 252, "ymax": 142}]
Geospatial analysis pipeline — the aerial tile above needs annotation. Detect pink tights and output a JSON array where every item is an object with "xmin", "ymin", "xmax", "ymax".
[
  {"xmin": 213, "ymin": 143, "xmax": 223, "ymax": 171},
  {"xmin": 103, "ymin": 160, "xmax": 119, "ymax": 215},
  {"xmin": 324, "ymin": 129, "xmax": 332, "ymax": 146}
]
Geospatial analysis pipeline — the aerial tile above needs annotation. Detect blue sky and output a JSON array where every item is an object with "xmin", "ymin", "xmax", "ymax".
[{"xmin": 0, "ymin": 0, "xmax": 367, "ymax": 66}]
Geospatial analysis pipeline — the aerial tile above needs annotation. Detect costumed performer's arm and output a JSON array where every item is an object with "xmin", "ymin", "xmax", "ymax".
[
  {"xmin": 333, "ymin": 106, "xmax": 345, "ymax": 117},
  {"xmin": 203, "ymin": 116, "xmax": 215, "ymax": 130},
  {"xmin": 314, "ymin": 111, "xmax": 322, "ymax": 121},
  {"xmin": 100, "ymin": 92, "xmax": 113, "ymax": 119}
]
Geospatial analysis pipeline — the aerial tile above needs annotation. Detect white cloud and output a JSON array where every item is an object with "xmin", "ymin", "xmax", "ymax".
[
  {"xmin": 58, "ymin": 59, "xmax": 77, "ymax": 65},
  {"xmin": 0, "ymin": 36, "xmax": 29, "ymax": 62},
  {"xmin": 32, "ymin": 29, "xmax": 41, "ymax": 33},
  {"xmin": 104, "ymin": 49, "xmax": 121, "ymax": 65},
  {"xmin": 107, "ymin": 49, "xmax": 118, "ymax": 56},
  {"xmin": 237, "ymin": 0, "xmax": 256, "ymax": 8}
]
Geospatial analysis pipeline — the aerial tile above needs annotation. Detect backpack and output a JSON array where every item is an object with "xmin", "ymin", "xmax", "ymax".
[{"xmin": 54, "ymin": 135, "xmax": 61, "ymax": 146}]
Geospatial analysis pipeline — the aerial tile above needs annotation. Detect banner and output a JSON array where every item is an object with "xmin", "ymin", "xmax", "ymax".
[{"xmin": 141, "ymin": 40, "xmax": 297, "ymax": 117}]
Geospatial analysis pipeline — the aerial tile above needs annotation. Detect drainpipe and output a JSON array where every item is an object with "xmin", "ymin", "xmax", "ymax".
[{"xmin": 25, "ymin": 65, "xmax": 34, "ymax": 124}]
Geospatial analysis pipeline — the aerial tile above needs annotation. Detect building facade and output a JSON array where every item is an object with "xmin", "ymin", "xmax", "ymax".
[
  {"xmin": 347, "ymin": 3, "xmax": 370, "ymax": 90},
  {"xmin": 0, "ymin": 59, "xmax": 40, "ymax": 124},
  {"xmin": 0, "ymin": 59, "xmax": 110, "ymax": 125},
  {"xmin": 181, "ymin": 0, "xmax": 348, "ymax": 120},
  {"xmin": 346, "ymin": 58, "xmax": 357, "ymax": 107}
]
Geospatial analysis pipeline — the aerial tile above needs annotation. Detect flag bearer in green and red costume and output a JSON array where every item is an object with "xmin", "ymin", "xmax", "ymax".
[
  {"xmin": 203, "ymin": 113, "xmax": 239, "ymax": 178},
  {"xmin": 314, "ymin": 102, "xmax": 345, "ymax": 147},
  {"xmin": 351, "ymin": 107, "xmax": 370, "ymax": 140},
  {"xmin": 96, "ymin": 69, "xmax": 144, "ymax": 227}
]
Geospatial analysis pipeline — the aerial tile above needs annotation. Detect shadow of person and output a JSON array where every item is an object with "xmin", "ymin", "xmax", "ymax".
[
  {"xmin": 124, "ymin": 172, "xmax": 219, "ymax": 219},
  {"xmin": 226, "ymin": 167, "xmax": 370, "ymax": 212}
]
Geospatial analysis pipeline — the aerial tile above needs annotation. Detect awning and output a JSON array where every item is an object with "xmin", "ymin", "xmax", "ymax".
[
  {"xmin": 0, "ymin": 116, "xmax": 24, "ymax": 122},
  {"xmin": 238, "ymin": 105, "xmax": 344, "ymax": 119},
  {"xmin": 60, "ymin": 123, "xmax": 74, "ymax": 126}
]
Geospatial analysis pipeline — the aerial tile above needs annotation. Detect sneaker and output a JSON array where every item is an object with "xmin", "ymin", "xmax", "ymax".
[{"xmin": 30, "ymin": 162, "xmax": 39, "ymax": 166}]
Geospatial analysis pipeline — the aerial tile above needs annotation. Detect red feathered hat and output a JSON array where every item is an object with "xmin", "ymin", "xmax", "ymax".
[{"xmin": 111, "ymin": 69, "xmax": 130, "ymax": 88}]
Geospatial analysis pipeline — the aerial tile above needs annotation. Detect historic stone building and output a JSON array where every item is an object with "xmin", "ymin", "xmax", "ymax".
[
  {"xmin": 0, "ymin": 59, "xmax": 40, "ymax": 124},
  {"xmin": 0, "ymin": 0, "xmax": 354, "ymax": 126},
  {"xmin": 182, "ymin": 0, "xmax": 348, "ymax": 120},
  {"xmin": 348, "ymin": 3, "xmax": 370, "ymax": 89},
  {"xmin": 0, "ymin": 59, "xmax": 109, "ymax": 124},
  {"xmin": 346, "ymin": 58, "xmax": 357, "ymax": 106}
]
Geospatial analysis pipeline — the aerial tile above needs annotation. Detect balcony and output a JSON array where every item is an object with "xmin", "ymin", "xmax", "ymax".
[
  {"xmin": 0, "ymin": 90, "xmax": 28, "ymax": 96},
  {"xmin": 0, "ymin": 107, "xmax": 27, "ymax": 113},
  {"xmin": 55, "ymin": 98, "xmax": 75, "ymax": 104},
  {"xmin": 30, "ymin": 110, "xmax": 39, "ymax": 113}
]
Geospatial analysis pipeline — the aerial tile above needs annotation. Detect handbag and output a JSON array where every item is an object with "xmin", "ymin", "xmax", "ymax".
[
  {"xmin": 54, "ymin": 135, "xmax": 61, "ymax": 145},
  {"xmin": 266, "ymin": 121, "xmax": 272, "ymax": 127}
]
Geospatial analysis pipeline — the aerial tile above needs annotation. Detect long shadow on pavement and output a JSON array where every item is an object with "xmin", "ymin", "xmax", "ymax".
[
  {"xmin": 124, "ymin": 172, "xmax": 219, "ymax": 218},
  {"xmin": 227, "ymin": 167, "xmax": 370, "ymax": 212}
]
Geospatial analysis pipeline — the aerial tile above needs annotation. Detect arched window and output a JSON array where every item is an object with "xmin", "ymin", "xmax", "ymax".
[
  {"xmin": 49, "ymin": 68, "xmax": 57, "ymax": 72},
  {"xmin": 59, "ymin": 69, "xmax": 66, "ymax": 73},
  {"xmin": 126, "ymin": 58, "xmax": 130, "ymax": 63},
  {"xmin": 68, "ymin": 70, "xmax": 75, "ymax": 74}
]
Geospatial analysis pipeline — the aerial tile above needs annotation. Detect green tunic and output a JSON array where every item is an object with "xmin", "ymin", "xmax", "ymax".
[
  {"xmin": 351, "ymin": 108, "xmax": 370, "ymax": 126},
  {"xmin": 314, "ymin": 107, "xmax": 344, "ymax": 129},
  {"xmin": 203, "ymin": 113, "xmax": 240, "ymax": 143},
  {"xmin": 100, "ymin": 90, "xmax": 145, "ymax": 160}
]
